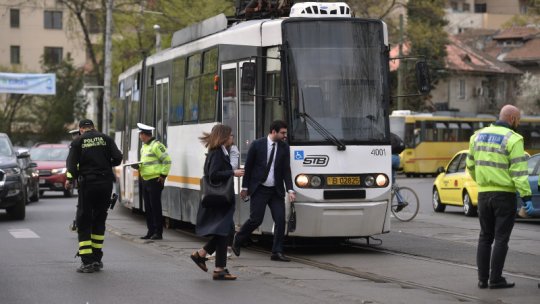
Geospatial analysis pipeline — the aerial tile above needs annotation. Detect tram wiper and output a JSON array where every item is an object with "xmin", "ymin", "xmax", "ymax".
[{"xmin": 297, "ymin": 111, "xmax": 346, "ymax": 151}]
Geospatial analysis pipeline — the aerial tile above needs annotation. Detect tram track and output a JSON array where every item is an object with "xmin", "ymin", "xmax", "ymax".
[{"xmin": 160, "ymin": 228, "xmax": 501, "ymax": 304}]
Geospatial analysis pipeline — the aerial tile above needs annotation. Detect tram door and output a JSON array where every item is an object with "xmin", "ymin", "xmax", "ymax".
[
  {"xmin": 221, "ymin": 62, "xmax": 256, "ymax": 224},
  {"xmin": 155, "ymin": 77, "xmax": 170, "ymax": 145}
]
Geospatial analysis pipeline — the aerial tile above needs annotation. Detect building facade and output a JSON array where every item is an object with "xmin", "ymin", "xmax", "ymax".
[{"xmin": 445, "ymin": 0, "xmax": 530, "ymax": 34}]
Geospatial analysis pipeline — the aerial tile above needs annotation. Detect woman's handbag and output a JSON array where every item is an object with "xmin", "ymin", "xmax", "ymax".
[
  {"xmin": 200, "ymin": 175, "xmax": 234, "ymax": 208},
  {"xmin": 200, "ymin": 154, "xmax": 234, "ymax": 208}
]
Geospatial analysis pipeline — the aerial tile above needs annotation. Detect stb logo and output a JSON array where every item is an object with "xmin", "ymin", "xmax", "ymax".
[{"xmin": 303, "ymin": 155, "xmax": 329, "ymax": 167}]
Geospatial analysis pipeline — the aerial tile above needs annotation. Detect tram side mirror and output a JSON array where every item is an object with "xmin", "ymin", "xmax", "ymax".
[
  {"xmin": 241, "ymin": 62, "xmax": 256, "ymax": 91},
  {"xmin": 415, "ymin": 61, "xmax": 431, "ymax": 95}
]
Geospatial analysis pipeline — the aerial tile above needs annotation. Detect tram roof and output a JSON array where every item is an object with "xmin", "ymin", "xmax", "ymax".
[{"xmin": 146, "ymin": 18, "xmax": 284, "ymax": 67}]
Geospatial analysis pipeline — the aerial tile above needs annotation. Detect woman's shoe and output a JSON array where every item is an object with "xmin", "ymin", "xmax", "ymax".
[
  {"xmin": 190, "ymin": 251, "xmax": 208, "ymax": 272},
  {"xmin": 213, "ymin": 269, "xmax": 237, "ymax": 280}
]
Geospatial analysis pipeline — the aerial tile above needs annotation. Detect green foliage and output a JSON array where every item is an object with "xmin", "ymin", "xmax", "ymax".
[
  {"xmin": 112, "ymin": 0, "xmax": 235, "ymax": 78},
  {"xmin": 35, "ymin": 54, "xmax": 85, "ymax": 143},
  {"xmin": 403, "ymin": 0, "xmax": 448, "ymax": 111}
]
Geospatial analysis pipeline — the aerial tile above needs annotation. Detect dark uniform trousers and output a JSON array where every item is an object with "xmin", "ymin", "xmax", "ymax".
[
  {"xmin": 236, "ymin": 185, "xmax": 286, "ymax": 253},
  {"xmin": 477, "ymin": 191, "xmax": 517, "ymax": 283},
  {"xmin": 77, "ymin": 179, "xmax": 113, "ymax": 264},
  {"xmin": 142, "ymin": 178, "xmax": 164, "ymax": 236}
]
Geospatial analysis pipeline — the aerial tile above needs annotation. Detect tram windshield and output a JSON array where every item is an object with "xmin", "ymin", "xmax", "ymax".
[{"xmin": 284, "ymin": 20, "xmax": 388, "ymax": 144}]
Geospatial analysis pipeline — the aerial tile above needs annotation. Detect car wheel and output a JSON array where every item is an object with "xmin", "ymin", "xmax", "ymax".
[
  {"xmin": 64, "ymin": 188, "xmax": 73, "ymax": 197},
  {"xmin": 432, "ymin": 188, "xmax": 446, "ymax": 212},
  {"xmin": 39, "ymin": 190, "xmax": 45, "ymax": 198},
  {"xmin": 463, "ymin": 191, "xmax": 477, "ymax": 217},
  {"xmin": 7, "ymin": 191, "xmax": 26, "ymax": 220}
]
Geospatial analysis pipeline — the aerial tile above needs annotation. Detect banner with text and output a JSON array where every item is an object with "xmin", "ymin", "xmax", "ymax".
[{"xmin": 0, "ymin": 72, "xmax": 56, "ymax": 95}]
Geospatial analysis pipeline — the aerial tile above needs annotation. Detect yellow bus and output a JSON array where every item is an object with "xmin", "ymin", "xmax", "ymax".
[{"xmin": 390, "ymin": 112, "xmax": 540, "ymax": 177}]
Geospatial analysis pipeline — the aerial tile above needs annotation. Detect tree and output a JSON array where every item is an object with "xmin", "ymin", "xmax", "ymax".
[
  {"xmin": 403, "ymin": 0, "xmax": 448, "ymax": 111},
  {"xmin": 33, "ymin": 54, "xmax": 85, "ymax": 143},
  {"xmin": 516, "ymin": 72, "xmax": 540, "ymax": 115}
]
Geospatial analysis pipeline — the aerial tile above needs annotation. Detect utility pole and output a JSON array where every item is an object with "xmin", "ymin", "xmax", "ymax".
[
  {"xmin": 397, "ymin": 13, "xmax": 404, "ymax": 110},
  {"xmin": 103, "ymin": 0, "xmax": 113, "ymax": 135}
]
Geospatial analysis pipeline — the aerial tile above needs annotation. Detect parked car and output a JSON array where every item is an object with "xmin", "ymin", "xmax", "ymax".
[
  {"xmin": 0, "ymin": 133, "xmax": 28, "ymax": 219},
  {"xmin": 17, "ymin": 148, "xmax": 40, "ymax": 203},
  {"xmin": 432, "ymin": 150, "xmax": 540, "ymax": 218},
  {"xmin": 30, "ymin": 143, "xmax": 71, "ymax": 197}
]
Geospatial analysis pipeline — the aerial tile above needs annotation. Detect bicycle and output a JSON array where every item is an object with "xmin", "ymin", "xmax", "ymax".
[{"xmin": 390, "ymin": 183, "xmax": 419, "ymax": 222}]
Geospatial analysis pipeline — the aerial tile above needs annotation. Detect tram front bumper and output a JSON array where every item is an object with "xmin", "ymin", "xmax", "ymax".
[{"xmin": 290, "ymin": 201, "xmax": 390, "ymax": 238}]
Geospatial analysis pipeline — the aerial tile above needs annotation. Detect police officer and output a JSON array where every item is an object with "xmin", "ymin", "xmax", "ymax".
[
  {"xmin": 66, "ymin": 119, "xmax": 123, "ymax": 273},
  {"xmin": 133, "ymin": 123, "xmax": 171, "ymax": 240},
  {"xmin": 465, "ymin": 105, "xmax": 531, "ymax": 289}
]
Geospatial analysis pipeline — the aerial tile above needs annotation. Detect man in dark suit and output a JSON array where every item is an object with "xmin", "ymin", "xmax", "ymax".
[{"xmin": 232, "ymin": 120, "xmax": 296, "ymax": 262}]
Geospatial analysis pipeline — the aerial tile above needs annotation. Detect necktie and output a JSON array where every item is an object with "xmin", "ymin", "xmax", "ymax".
[{"xmin": 263, "ymin": 143, "xmax": 276, "ymax": 182}]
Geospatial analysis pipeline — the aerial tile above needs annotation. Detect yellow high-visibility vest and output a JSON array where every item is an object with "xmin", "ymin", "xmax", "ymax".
[
  {"xmin": 139, "ymin": 139, "xmax": 171, "ymax": 181},
  {"xmin": 466, "ymin": 123, "xmax": 531, "ymax": 197}
]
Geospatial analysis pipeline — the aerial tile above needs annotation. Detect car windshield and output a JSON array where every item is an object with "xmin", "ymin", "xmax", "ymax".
[
  {"xmin": 30, "ymin": 147, "xmax": 68, "ymax": 161},
  {"xmin": 0, "ymin": 138, "xmax": 13, "ymax": 156}
]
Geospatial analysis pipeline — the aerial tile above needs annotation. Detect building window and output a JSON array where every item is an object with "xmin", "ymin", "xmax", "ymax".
[
  {"xmin": 10, "ymin": 46, "xmax": 20, "ymax": 64},
  {"xmin": 10, "ymin": 9, "xmax": 20, "ymax": 28},
  {"xmin": 463, "ymin": 3, "xmax": 470, "ymax": 12},
  {"xmin": 44, "ymin": 11, "xmax": 63, "ymax": 29},
  {"xmin": 450, "ymin": 1, "xmax": 459, "ymax": 12},
  {"xmin": 44, "ymin": 47, "xmax": 63, "ymax": 64},
  {"xmin": 86, "ymin": 11, "xmax": 100, "ymax": 34},
  {"xmin": 459, "ymin": 79, "xmax": 466, "ymax": 99},
  {"xmin": 475, "ymin": 4, "xmax": 487, "ymax": 13}
]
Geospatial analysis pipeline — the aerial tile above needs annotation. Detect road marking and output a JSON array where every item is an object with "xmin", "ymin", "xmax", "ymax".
[{"xmin": 9, "ymin": 228, "xmax": 40, "ymax": 238}]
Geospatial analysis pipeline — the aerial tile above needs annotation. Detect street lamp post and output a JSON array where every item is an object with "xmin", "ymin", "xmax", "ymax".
[{"xmin": 153, "ymin": 24, "xmax": 161, "ymax": 52}]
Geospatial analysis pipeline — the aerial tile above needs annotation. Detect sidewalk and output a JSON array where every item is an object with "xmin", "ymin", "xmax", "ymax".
[{"xmin": 105, "ymin": 206, "xmax": 540, "ymax": 304}]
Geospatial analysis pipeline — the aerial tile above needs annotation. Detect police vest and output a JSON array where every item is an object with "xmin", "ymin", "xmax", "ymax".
[
  {"xmin": 465, "ymin": 124, "xmax": 531, "ymax": 197},
  {"xmin": 139, "ymin": 139, "xmax": 171, "ymax": 181}
]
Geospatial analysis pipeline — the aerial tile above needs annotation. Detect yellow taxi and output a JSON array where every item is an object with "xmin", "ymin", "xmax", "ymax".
[
  {"xmin": 432, "ymin": 150, "xmax": 479, "ymax": 216},
  {"xmin": 433, "ymin": 150, "xmax": 539, "ymax": 217}
]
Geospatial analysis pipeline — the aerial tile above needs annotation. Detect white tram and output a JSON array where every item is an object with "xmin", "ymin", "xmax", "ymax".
[{"xmin": 114, "ymin": 2, "xmax": 414, "ymax": 238}]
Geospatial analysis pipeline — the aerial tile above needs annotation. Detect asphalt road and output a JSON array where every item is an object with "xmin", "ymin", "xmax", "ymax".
[{"xmin": 1, "ymin": 182, "xmax": 539, "ymax": 304}]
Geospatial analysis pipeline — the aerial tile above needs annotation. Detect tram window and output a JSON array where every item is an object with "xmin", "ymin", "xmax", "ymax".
[
  {"xmin": 200, "ymin": 49, "xmax": 218, "ymax": 122},
  {"xmin": 184, "ymin": 78, "xmax": 200, "ymax": 122},
  {"xmin": 188, "ymin": 53, "xmax": 201, "ymax": 77},
  {"xmin": 170, "ymin": 57, "xmax": 185, "ymax": 124},
  {"xmin": 145, "ymin": 86, "xmax": 154, "ymax": 125}
]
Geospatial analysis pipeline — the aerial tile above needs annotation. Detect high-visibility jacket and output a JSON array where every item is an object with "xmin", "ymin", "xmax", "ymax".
[
  {"xmin": 465, "ymin": 122, "xmax": 531, "ymax": 198},
  {"xmin": 139, "ymin": 138, "xmax": 171, "ymax": 181}
]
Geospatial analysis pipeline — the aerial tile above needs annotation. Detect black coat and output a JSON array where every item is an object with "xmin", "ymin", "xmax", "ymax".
[
  {"xmin": 242, "ymin": 137, "xmax": 293, "ymax": 197},
  {"xmin": 196, "ymin": 148, "xmax": 235, "ymax": 237}
]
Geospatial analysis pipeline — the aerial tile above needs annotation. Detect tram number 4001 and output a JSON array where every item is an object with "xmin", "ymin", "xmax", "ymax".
[{"xmin": 370, "ymin": 149, "xmax": 386, "ymax": 156}]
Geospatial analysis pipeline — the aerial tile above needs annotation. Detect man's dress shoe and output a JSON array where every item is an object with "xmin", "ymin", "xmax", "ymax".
[{"xmin": 270, "ymin": 252, "xmax": 290, "ymax": 262}]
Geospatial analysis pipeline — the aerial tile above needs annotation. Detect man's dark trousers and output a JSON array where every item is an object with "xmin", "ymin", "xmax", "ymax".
[
  {"xmin": 476, "ymin": 192, "xmax": 517, "ymax": 283},
  {"xmin": 236, "ymin": 185, "xmax": 285, "ymax": 253},
  {"xmin": 142, "ymin": 178, "xmax": 164, "ymax": 236},
  {"xmin": 77, "ymin": 180, "xmax": 112, "ymax": 264}
]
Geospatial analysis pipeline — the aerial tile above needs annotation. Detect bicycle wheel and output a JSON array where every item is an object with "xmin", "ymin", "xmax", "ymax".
[{"xmin": 391, "ymin": 186, "xmax": 420, "ymax": 222}]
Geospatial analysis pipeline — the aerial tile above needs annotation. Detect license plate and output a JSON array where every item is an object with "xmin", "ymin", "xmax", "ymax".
[
  {"xmin": 326, "ymin": 176, "xmax": 361, "ymax": 186},
  {"xmin": 39, "ymin": 179, "xmax": 45, "ymax": 184}
]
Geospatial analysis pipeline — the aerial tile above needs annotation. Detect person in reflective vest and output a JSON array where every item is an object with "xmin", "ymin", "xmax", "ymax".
[
  {"xmin": 132, "ymin": 123, "xmax": 171, "ymax": 240},
  {"xmin": 66, "ymin": 119, "xmax": 123, "ymax": 273},
  {"xmin": 465, "ymin": 105, "xmax": 531, "ymax": 289}
]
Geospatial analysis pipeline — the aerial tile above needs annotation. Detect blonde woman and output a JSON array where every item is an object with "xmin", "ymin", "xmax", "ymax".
[{"xmin": 191, "ymin": 124, "xmax": 244, "ymax": 280}]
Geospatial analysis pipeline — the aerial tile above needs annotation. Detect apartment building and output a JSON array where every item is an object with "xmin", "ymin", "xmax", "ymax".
[
  {"xmin": 0, "ymin": 0, "xmax": 96, "ymax": 72},
  {"xmin": 445, "ymin": 0, "xmax": 531, "ymax": 34}
]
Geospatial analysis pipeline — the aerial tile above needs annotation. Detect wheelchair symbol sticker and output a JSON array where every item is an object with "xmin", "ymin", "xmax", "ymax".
[{"xmin": 294, "ymin": 151, "xmax": 304, "ymax": 160}]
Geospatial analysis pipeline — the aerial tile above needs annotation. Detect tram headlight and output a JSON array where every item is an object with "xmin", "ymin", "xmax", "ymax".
[
  {"xmin": 364, "ymin": 175, "xmax": 375, "ymax": 187},
  {"xmin": 295, "ymin": 174, "xmax": 309, "ymax": 187},
  {"xmin": 310, "ymin": 176, "xmax": 322, "ymax": 187},
  {"xmin": 376, "ymin": 174, "xmax": 388, "ymax": 187}
]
